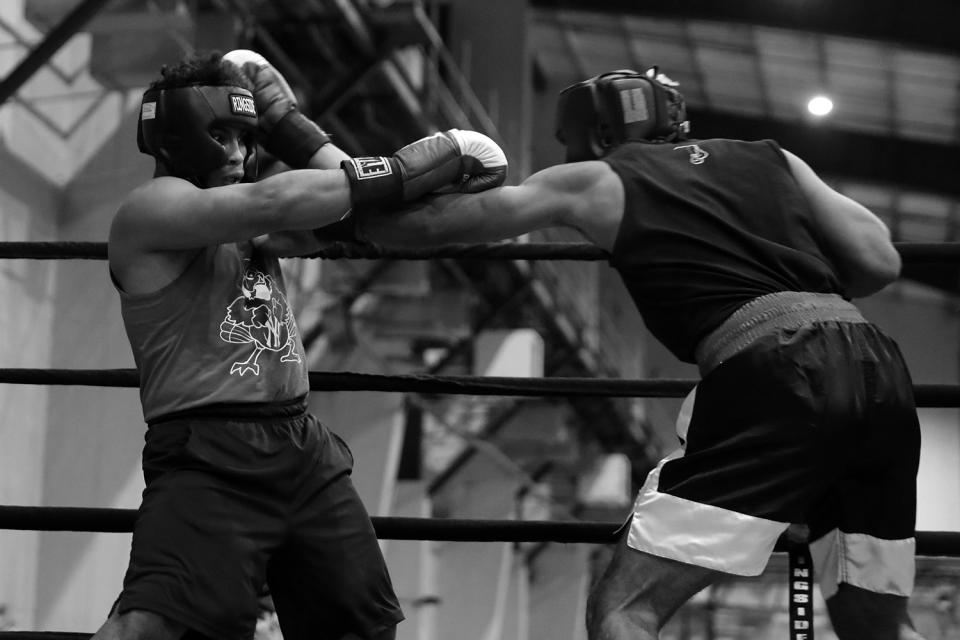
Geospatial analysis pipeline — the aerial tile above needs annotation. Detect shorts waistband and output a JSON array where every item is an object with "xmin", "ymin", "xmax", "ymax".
[
  {"xmin": 148, "ymin": 395, "xmax": 309, "ymax": 426},
  {"xmin": 694, "ymin": 292, "xmax": 866, "ymax": 377}
]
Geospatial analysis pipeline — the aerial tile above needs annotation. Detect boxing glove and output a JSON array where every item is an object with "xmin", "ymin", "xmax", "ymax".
[
  {"xmin": 342, "ymin": 129, "xmax": 507, "ymax": 208},
  {"xmin": 313, "ymin": 214, "xmax": 362, "ymax": 244},
  {"xmin": 223, "ymin": 49, "xmax": 330, "ymax": 168}
]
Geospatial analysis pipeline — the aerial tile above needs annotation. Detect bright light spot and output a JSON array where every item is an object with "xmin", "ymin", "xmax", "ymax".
[{"xmin": 807, "ymin": 95, "xmax": 834, "ymax": 116}]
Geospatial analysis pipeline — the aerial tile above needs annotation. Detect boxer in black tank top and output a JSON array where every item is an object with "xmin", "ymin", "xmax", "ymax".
[{"xmin": 358, "ymin": 68, "xmax": 922, "ymax": 640}]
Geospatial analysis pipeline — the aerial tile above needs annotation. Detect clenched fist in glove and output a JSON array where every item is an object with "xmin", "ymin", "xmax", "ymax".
[
  {"xmin": 222, "ymin": 49, "xmax": 330, "ymax": 168},
  {"xmin": 342, "ymin": 129, "xmax": 508, "ymax": 208}
]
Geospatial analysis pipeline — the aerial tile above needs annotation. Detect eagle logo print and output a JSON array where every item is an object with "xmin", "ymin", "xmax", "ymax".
[
  {"xmin": 673, "ymin": 143, "xmax": 709, "ymax": 165},
  {"xmin": 219, "ymin": 264, "xmax": 301, "ymax": 376}
]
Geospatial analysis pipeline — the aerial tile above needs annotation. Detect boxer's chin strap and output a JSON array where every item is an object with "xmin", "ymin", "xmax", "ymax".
[{"xmin": 788, "ymin": 543, "xmax": 815, "ymax": 640}]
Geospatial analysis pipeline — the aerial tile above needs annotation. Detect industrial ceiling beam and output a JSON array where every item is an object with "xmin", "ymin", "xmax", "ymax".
[
  {"xmin": 530, "ymin": 0, "xmax": 959, "ymax": 55},
  {"xmin": 0, "ymin": 0, "xmax": 114, "ymax": 105},
  {"xmin": 689, "ymin": 110, "xmax": 960, "ymax": 198},
  {"xmin": 688, "ymin": 110, "xmax": 960, "ymax": 294}
]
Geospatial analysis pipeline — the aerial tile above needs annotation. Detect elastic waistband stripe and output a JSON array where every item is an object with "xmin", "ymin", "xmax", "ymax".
[
  {"xmin": 148, "ymin": 395, "xmax": 309, "ymax": 426},
  {"xmin": 695, "ymin": 292, "xmax": 866, "ymax": 376}
]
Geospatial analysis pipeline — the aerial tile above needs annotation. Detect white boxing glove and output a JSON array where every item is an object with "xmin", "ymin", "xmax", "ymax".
[
  {"xmin": 342, "ymin": 128, "xmax": 508, "ymax": 208},
  {"xmin": 441, "ymin": 129, "xmax": 508, "ymax": 193}
]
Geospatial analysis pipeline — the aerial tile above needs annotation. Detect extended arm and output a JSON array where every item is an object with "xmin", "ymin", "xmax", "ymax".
[
  {"xmin": 783, "ymin": 149, "xmax": 901, "ymax": 297},
  {"xmin": 113, "ymin": 126, "xmax": 508, "ymax": 255},
  {"xmin": 359, "ymin": 160, "xmax": 624, "ymax": 250},
  {"xmin": 253, "ymin": 131, "xmax": 352, "ymax": 257},
  {"xmin": 112, "ymin": 168, "xmax": 353, "ymax": 254}
]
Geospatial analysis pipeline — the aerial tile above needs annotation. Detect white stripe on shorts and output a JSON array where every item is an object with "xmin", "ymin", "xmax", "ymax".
[
  {"xmin": 626, "ymin": 448, "xmax": 790, "ymax": 576},
  {"xmin": 809, "ymin": 529, "xmax": 915, "ymax": 599}
]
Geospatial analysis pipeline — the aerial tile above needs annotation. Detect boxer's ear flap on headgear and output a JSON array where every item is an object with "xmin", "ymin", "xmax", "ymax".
[{"xmin": 554, "ymin": 77, "xmax": 606, "ymax": 163}]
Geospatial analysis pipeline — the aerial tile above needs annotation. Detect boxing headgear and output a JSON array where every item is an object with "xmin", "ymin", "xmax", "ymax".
[
  {"xmin": 555, "ymin": 68, "xmax": 689, "ymax": 162},
  {"xmin": 137, "ymin": 84, "xmax": 259, "ymax": 183}
]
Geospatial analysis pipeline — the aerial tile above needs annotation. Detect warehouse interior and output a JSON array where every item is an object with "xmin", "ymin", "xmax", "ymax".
[{"xmin": 1, "ymin": 0, "xmax": 959, "ymax": 638}]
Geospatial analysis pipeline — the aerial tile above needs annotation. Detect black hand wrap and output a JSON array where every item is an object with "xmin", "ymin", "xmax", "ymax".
[
  {"xmin": 223, "ymin": 49, "xmax": 332, "ymax": 169},
  {"xmin": 342, "ymin": 131, "xmax": 462, "ymax": 208},
  {"xmin": 266, "ymin": 110, "xmax": 331, "ymax": 169},
  {"xmin": 342, "ymin": 129, "xmax": 506, "ymax": 208},
  {"xmin": 341, "ymin": 156, "xmax": 406, "ymax": 208},
  {"xmin": 313, "ymin": 214, "xmax": 361, "ymax": 244}
]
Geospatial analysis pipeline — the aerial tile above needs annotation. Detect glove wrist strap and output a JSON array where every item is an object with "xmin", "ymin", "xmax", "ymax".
[
  {"xmin": 342, "ymin": 156, "xmax": 403, "ymax": 207},
  {"xmin": 265, "ymin": 110, "xmax": 331, "ymax": 168}
]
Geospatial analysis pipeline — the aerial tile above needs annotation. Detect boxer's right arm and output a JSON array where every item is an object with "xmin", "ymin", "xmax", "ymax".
[
  {"xmin": 782, "ymin": 149, "xmax": 901, "ymax": 297},
  {"xmin": 356, "ymin": 160, "xmax": 623, "ymax": 250}
]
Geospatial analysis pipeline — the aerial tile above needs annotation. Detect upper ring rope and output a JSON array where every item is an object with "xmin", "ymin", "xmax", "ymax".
[
  {"xmin": 0, "ymin": 241, "xmax": 958, "ymax": 262},
  {"xmin": 0, "ymin": 634, "xmax": 91, "ymax": 640},
  {"xmin": 0, "ymin": 367, "xmax": 958, "ymax": 407}
]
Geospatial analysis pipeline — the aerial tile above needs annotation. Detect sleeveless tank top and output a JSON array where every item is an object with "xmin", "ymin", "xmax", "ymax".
[
  {"xmin": 604, "ymin": 138, "xmax": 844, "ymax": 363},
  {"xmin": 115, "ymin": 242, "xmax": 309, "ymax": 421}
]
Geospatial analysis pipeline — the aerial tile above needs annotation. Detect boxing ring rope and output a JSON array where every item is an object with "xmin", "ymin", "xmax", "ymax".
[
  {"xmin": 1, "ymin": 368, "xmax": 960, "ymax": 407},
  {"xmin": 2, "ymin": 240, "xmax": 960, "ymax": 261},
  {"xmin": 0, "ymin": 634, "xmax": 89, "ymax": 640},
  {"xmin": 0, "ymin": 240, "xmax": 608, "ymax": 260},
  {"xmin": 0, "ymin": 505, "xmax": 957, "ymax": 556}
]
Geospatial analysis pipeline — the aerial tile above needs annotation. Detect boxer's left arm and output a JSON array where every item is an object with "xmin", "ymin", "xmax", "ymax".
[
  {"xmin": 356, "ymin": 160, "xmax": 624, "ymax": 251},
  {"xmin": 255, "ymin": 212, "xmax": 356, "ymax": 257},
  {"xmin": 225, "ymin": 50, "xmax": 353, "ymax": 255},
  {"xmin": 224, "ymin": 49, "xmax": 344, "ymax": 170}
]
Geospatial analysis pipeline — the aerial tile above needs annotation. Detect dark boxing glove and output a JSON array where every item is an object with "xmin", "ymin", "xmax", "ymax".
[
  {"xmin": 342, "ymin": 129, "xmax": 507, "ymax": 208},
  {"xmin": 223, "ymin": 49, "xmax": 330, "ymax": 168},
  {"xmin": 313, "ymin": 214, "xmax": 362, "ymax": 244}
]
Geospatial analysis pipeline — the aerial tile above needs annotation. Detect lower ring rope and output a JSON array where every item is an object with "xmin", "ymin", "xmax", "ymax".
[
  {"xmin": 0, "ymin": 368, "xmax": 957, "ymax": 407},
  {"xmin": 0, "ymin": 634, "xmax": 90, "ymax": 640},
  {"xmin": 0, "ymin": 505, "xmax": 956, "ymax": 555}
]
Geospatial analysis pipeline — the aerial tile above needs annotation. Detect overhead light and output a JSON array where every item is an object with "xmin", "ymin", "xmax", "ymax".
[{"xmin": 807, "ymin": 95, "xmax": 834, "ymax": 117}]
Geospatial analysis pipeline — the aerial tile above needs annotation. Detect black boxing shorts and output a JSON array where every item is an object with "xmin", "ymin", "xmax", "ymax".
[
  {"xmin": 117, "ymin": 398, "xmax": 404, "ymax": 640},
  {"xmin": 625, "ymin": 292, "xmax": 919, "ymax": 598}
]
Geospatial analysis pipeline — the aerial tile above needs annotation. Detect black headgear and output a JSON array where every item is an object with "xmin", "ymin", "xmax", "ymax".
[
  {"xmin": 137, "ymin": 84, "xmax": 259, "ymax": 183},
  {"xmin": 554, "ymin": 68, "xmax": 689, "ymax": 162}
]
